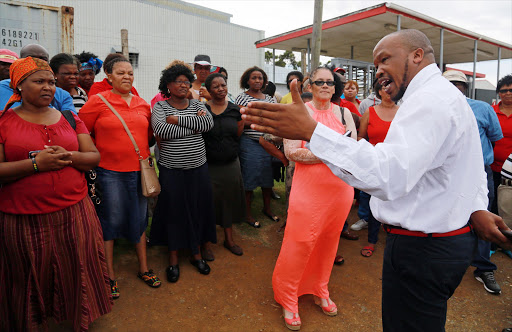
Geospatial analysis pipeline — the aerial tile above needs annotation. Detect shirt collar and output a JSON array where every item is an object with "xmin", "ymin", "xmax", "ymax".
[{"xmin": 402, "ymin": 63, "xmax": 441, "ymax": 102}]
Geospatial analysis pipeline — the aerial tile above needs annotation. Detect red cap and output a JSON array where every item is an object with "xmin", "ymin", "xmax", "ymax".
[{"xmin": 334, "ymin": 67, "xmax": 346, "ymax": 74}]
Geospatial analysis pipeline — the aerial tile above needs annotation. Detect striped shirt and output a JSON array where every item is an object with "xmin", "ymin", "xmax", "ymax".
[
  {"xmin": 152, "ymin": 99, "xmax": 213, "ymax": 170},
  {"xmin": 72, "ymin": 86, "xmax": 88, "ymax": 112},
  {"xmin": 235, "ymin": 92, "xmax": 275, "ymax": 140},
  {"xmin": 502, "ymin": 153, "xmax": 512, "ymax": 181}
]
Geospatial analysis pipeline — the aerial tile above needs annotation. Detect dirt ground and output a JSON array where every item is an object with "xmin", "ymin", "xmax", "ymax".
[{"xmin": 62, "ymin": 190, "xmax": 512, "ymax": 332}]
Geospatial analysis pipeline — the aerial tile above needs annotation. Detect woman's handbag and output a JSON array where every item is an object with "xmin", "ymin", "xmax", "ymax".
[
  {"xmin": 97, "ymin": 94, "xmax": 161, "ymax": 198},
  {"xmin": 61, "ymin": 110, "xmax": 102, "ymax": 205}
]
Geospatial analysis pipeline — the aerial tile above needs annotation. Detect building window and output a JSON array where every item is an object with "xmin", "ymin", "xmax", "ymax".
[{"xmin": 129, "ymin": 53, "xmax": 139, "ymax": 68}]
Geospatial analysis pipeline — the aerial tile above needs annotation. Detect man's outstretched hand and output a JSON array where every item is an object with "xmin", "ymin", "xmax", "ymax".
[
  {"xmin": 470, "ymin": 210, "xmax": 512, "ymax": 250},
  {"xmin": 240, "ymin": 79, "xmax": 318, "ymax": 141}
]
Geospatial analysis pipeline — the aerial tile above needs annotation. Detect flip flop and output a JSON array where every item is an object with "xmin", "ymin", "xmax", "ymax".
[
  {"xmin": 334, "ymin": 255, "xmax": 345, "ymax": 265},
  {"xmin": 262, "ymin": 210, "xmax": 280, "ymax": 222},
  {"xmin": 246, "ymin": 219, "xmax": 261, "ymax": 228},
  {"xmin": 361, "ymin": 246, "xmax": 375, "ymax": 257}
]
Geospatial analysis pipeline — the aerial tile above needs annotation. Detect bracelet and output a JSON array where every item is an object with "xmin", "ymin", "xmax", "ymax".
[{"xmin": 31, "ymin": 156, "xmax": 39, "ymax": 173}]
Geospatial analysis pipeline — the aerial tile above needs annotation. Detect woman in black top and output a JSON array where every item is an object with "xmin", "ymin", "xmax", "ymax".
[{"xmin": 203, "ymin": 73, "xmax": 245, "ymax": 256}]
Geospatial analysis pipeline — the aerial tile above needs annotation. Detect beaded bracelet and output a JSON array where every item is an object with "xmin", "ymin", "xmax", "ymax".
[{"xmin": 31, "ymin": 156, "xmax": 39, "ymax": 173}]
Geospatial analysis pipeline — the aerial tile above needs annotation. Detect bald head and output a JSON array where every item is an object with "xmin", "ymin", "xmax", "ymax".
[
  {"xmin": 20, "ymin": 44, "xmax": 49, "ymax": 62},
  {"xmin": 378, "ymin": 29, "xmax": 435, "ymax": 63}
]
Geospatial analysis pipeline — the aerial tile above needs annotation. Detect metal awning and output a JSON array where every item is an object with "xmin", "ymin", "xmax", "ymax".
[{"xmin": 255, "ymin": 2, "xmax": 512, "ymax": 65}]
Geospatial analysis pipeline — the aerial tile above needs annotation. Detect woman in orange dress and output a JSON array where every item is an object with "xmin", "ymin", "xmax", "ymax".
[{"xmin": 273, "ymin": 67, "xmax": 357, "ymax": 330}]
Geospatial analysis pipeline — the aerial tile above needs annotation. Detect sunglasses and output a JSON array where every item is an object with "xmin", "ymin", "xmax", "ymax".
[
  {"xmin": 312, "ymin": 80, "xmax": 335, "ymax": 87},
  {"xmin": 499, "ymin": 89, "xmax": 512, "ymax": 94}
]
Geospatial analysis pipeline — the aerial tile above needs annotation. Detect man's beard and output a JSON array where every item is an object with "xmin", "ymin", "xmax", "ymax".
[{"xmin": 392, "ymin": 61, "xmax": 408, "ymax": 103}]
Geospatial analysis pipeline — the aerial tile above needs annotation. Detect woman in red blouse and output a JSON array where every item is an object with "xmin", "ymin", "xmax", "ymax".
[
  {"xmin": 0, "ymin": 57, "xmax": 111, "ymax": 331},
  {"xmin": 356, "ymin": 81, "xmax": 398, "ymax": 257},
  {"xmin": 79, "ymin": 58, "xmax": 161, "ymax": 298}
]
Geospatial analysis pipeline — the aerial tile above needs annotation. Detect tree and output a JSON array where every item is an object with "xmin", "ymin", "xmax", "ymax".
[{"xmin": 264, "ymin": 50, "xmax": 301, "ymax": 70}]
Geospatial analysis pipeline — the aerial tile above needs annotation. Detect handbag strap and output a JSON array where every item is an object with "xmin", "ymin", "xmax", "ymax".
[{"xmin": 97, "ymin": 93, "xmax": 143, "ymax": 160}]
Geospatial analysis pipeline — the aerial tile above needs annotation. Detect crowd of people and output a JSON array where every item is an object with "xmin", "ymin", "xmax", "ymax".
[{"xmin": 0, "ymin": 29, "xmax": 511, "ymax": 331}]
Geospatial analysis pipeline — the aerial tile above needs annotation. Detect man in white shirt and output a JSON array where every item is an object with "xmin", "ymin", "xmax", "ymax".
[{"xmin": 241, "ymin": 29, "xmax": 510, "ymax": 332}]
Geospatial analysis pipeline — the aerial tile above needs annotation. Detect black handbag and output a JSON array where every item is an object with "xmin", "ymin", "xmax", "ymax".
[{"xmin": 61, "ymin": 110, "xmax": 102, "ymax": 205}]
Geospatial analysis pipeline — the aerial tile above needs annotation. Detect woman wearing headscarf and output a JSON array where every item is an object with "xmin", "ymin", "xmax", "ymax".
[
  {"xmin": 0, "ymin": 57, "xmax": 111, "ymax": 332},
  {"xmin": 75, "ymin": 51, "xmax": 103, "ymax": 96},
  {"xmin": 79, "ymin": 57, "xmax": 161, "ymax": 299}
]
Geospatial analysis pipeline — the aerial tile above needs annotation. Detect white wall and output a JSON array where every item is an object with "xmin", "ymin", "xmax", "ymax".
[{"xmin": 7, "ymin": 0, "xmax": 264, "ymax": 102}]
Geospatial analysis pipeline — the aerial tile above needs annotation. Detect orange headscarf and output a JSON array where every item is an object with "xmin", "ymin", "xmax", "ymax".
[{"xmin": 3, "ymin": 56, "xmax": 53, "ymax": 111}]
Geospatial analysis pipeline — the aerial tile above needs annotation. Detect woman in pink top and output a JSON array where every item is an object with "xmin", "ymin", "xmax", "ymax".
[
  {"xmin": 273, "ymin": 67, "xmax": 357, "ymax": 330},
  {"xmin": 357, "ymin": 81, "xmax": 399, "ymax": 257}
]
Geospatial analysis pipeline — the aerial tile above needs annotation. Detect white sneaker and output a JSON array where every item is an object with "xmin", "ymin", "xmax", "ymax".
[{"xmin": 350, "ymin": 219, "xmax": 368, "ymax": 231}]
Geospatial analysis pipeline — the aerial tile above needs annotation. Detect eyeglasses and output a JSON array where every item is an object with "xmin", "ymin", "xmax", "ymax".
[
  {"xmin": 312, "ymin": 80, "xmax": 335, "ymax": 87},
  {"xmin": 499, "ymin": 89, "xmax": 512, "ymax": 94},
  {"xmin": 173, "ymin": 80, "xmax": 191, "ymax": 86}
]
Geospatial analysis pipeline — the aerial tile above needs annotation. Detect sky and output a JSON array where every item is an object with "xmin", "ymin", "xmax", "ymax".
[{"xmin": 186, "ymin": 0, "xmax": 512, "ymax": 85}]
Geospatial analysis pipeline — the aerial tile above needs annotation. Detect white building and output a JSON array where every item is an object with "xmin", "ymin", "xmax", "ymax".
[{"xmin": 3, "ymin": 0, "xmax": 264, "ymax": 102}]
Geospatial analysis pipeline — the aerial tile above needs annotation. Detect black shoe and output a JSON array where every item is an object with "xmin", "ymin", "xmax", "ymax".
[
  {"xmin": 190, "ymin": 259, "xmax": 210, "ymax": 275},
  {"xmin": 166, "ymin": 265, "xmax": 179, "ymax": 283},
  {"xmin": 475, "ymin": 271, "xmax": 501, "ymax": 294}
]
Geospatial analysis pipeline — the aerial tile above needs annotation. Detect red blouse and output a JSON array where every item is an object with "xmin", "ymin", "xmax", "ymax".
[
  {"xmin": 340, "ymin": 98, "xmax": 362, "ymax": 117},
  {"xmin": 79, "ymin": 91, "xmax": 152, "ymax": 172},
  {"xmin": 367, "ymin": 106, "xmax": 392, "ymax": 145},
  {"xmin": 88, "ymin": 78, "xmax": 140, "ymax": 97},
  {"xmin": 491, "ymin": 103, "xmax": 512, "ymax": 172},
  {"xmin": 0, "ymin": 109, "xmax": 89, "ymax": 214}
]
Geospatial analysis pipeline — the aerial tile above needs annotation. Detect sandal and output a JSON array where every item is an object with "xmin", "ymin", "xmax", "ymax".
[
  {"xmin": 262, "ymin": 210, "xmax": 280, "ymax": 222},
  {"xmin": 246, "ymin": 218, "xmax": 261, "ymax": 228},
  {"xmin": 334, "ymin": 255, "xmax": 345, "ymax": 265},
  {"xmin": 283, "ymin": 308, "xmax": 301, "ymax": 331},
  {"xmin": 137, "ymin": 269, "xmax": 161, "ymax": 288},
  {"xmin": 110, "ymin": 278, "xmax": 120, "ymax": 299},
  {"xmin": 361, "ymin": 246, "xmax": 375, "ymax": 257},
  {"xmin": 224, "ymin": 241, "xmax": 243, "ymax": 256},
  {"xmin": 314, "ymin": 296, "xmax": 338, "ymax": 316}
]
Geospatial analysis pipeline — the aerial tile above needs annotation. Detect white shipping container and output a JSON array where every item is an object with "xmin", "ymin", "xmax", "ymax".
[{"xmin": 0, "ymin": 0, "xmax": 265, "ymax": 102}]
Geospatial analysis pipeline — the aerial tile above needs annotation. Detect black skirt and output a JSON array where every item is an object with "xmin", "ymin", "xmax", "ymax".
[{"xmin": 149, "ymin": 163, "xmax": 217, "ymax": 254}]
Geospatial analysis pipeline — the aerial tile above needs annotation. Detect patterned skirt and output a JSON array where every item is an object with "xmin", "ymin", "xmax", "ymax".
[{"xmin": 0, "ymin": 196, "xmax": 112, "ymax": 332}]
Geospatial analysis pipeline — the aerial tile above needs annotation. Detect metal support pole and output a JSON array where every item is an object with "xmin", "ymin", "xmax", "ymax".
[
  {"xmin": 397, "ymin": 15, "xmax": 401, "ymax": 30},
  {"xmin": 472, "ymin": 39, "xmax": 478, "ymax": 99},
  {"xmin": 497, "ymin": 47, "xmax": 501, "ymax": 102},
  {"xmin": 311, "ymin": 0, "xmax": 323, "ymax": 70},
  {"xmin": 307, "ymin": 39, "xmax": 311, "ymax": 73},
  {"xmin": 439, "ymin": 28, "xmax": 444, "ymax": 70},
  {"xmin": 301, "ymin": 49, "xmax": 307, "ymax": 75},
  {"xmin": 272, "ymin": 48, "xmax": 276, "ymax": 82}
]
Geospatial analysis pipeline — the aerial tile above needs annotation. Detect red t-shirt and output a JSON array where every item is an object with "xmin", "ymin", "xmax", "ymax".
[
  {"xmin": 0, "ymin": 109, "xmax": 89, "ymax": 214},
  {"xmin": 340, "ymin": 98, "xmax": 361, "ymax": 117},
  {"xmin": 491, "ymin": 102, "xmax": 512, "ymax": 172},
  {"xmin": 88, "ymin": 78, "xmax": 140, "ymax": 97},
  {"xmin": 367, "ymin": 106, "xmax": 392, "ymax": 145},
  {"xmin": 79, "ymin": 91, "xmax": 152, "ymax": 172}
]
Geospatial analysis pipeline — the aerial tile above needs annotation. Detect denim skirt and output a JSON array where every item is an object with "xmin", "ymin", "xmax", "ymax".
[
  {"xmin": 239, "ymin": 134, "xmax": 273, "ymax": 191},
  {"xmin": 95, "ymin": 167, "xmax": 148, "ymax": 243}
]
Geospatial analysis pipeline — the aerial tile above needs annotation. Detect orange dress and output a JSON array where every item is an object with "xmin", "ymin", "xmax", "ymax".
[{"xmin": 273, "ymin": 102, "xmax": 354, "ymax": 313}]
